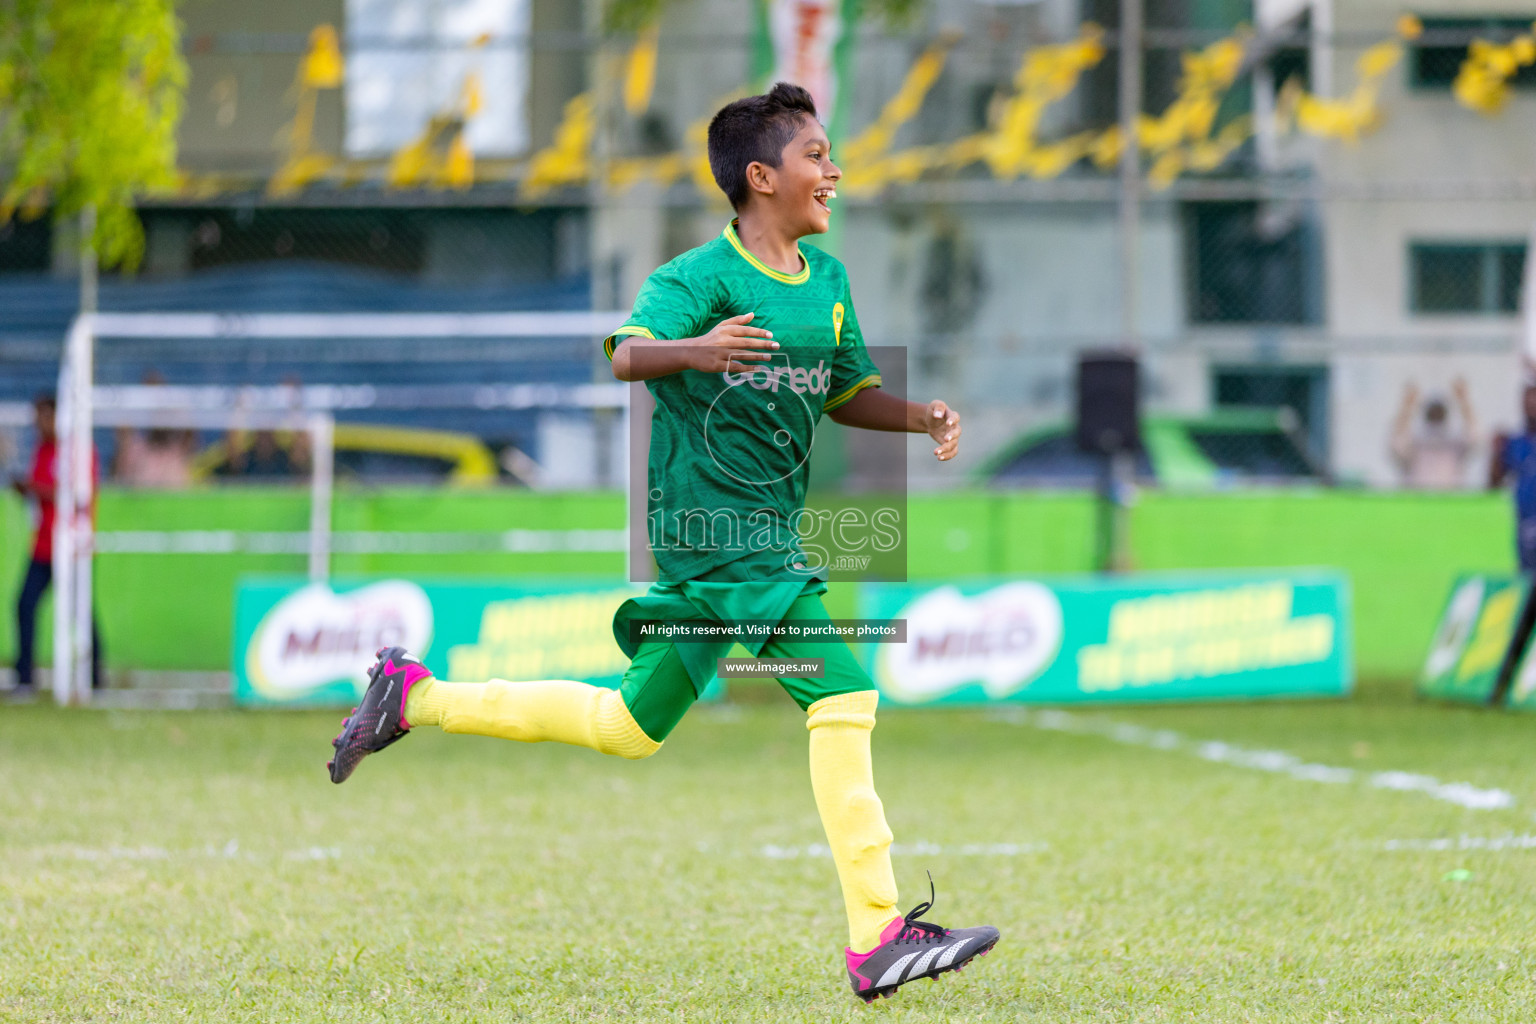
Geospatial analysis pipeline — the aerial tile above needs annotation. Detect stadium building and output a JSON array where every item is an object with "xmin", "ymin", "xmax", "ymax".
[{"xmin": 2, "ymin": 0, "xmax": 1531, "ymax": 489}]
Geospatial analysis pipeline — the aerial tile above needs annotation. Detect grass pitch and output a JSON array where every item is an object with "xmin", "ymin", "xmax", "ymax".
[{"xmin": 3, "ymin": 681, "xmax": 1536, "ymax": 1022}]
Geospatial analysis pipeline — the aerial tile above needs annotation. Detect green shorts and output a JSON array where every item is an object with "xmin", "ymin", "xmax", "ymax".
[{"xmin": 610, "ymin": 563, "xmax": 875, "ymax": 742}]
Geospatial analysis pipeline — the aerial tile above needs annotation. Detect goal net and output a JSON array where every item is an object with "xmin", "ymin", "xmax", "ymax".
[{"xmin": 51, "ymin": 310, "xmax": 627, "ymax": 705}]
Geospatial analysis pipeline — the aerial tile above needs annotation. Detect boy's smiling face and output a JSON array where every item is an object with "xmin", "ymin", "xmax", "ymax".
[{"xmin": 746, "ymin": 116, "xmax": 841, "ymax": 236}]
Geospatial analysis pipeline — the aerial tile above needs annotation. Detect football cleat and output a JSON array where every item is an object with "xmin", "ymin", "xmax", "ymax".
[
  {"xmin": 845, "ymin": 876, "xmax": 999, "ymax": 1002},
  {"xmin": 327, "ymin": 646, "xmax": 432, "ymax": 784}
]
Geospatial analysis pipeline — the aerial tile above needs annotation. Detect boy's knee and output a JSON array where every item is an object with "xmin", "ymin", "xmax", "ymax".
[
  {"xmin": 841, "ymin": 786, "xmax": 891, "ymax": 830},
  {"xmin": 595, "ymin": 687, "xmax": 663, "ymax": 760},
  {"xmin": 846, "ymin": 789, "xmax": 885, "ymax": 819},
  {"xmin": 806, "ymin": 690, "xmax": 879, "ymax": 732}
]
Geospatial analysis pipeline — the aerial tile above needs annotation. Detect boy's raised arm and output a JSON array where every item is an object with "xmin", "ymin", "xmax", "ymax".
[
  {"xmin": 828, "ymin": 388, "xmax": 962, "ymax": 462},
  {"xmin": 610, "ymin": 313, "xmax": 780, "ymax": 382}
]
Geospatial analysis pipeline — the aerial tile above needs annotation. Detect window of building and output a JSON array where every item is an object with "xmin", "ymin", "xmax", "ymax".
[
  {"xmin": 134, "ymin": 206, "xmax": 584, "ymax": 287},
  {"xmin": 1410, "ymin": 17, "xmax": 1536, "ymax": 89},
  {"xmin": 1212, "ymin": 366, "xmax": 1329, "ymax": 470},
  {"xmin": 1185, "ymin": 202, "xmax": 1323, "ymax": 324},
  {"xmin": 1409, "ymin": 241, "xmax": 1527, "ymax": 314},
  {"xmin": 143, "ymin": 208, "xmax": 428, "ymax": 274},
  {"xmin": 0, "ymin": 217, "xmax": 53, "ymax": 273},
  {"xmin": 1266, "ymin": 37, "xmax": 1310, "ymax": 95},
  {"xmin": 345, "ymin": 0, "xmax": 532, "ymax": 157}
]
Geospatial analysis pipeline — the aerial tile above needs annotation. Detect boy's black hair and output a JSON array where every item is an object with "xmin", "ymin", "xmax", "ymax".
[
  {"xmin": 707, "ymin": 83, "xmax": 819, "ymax": 210},
  {"xmin": 33, "ymin": 392, "xmax": 56, "ymax": 411}
]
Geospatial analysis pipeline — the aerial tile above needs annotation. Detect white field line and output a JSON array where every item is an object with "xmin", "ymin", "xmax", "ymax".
[
  {"xmin": 33, "ymin": 842, "xmax": 343, "ymax": 863},
  {"xmin": 1378, "ymin": 834, "xmax": 1536, "ymax": 852},
  {"xmin": 760, "ymin": 841, "xmax": 1047, "ymax": 860},
  {"xmin": 992, "ymin": 708, "xmax": 1516, "ymax": 812},
  {"xmin": 44, "ymin": 837, "xmax": 1045, "ymax": 865}
]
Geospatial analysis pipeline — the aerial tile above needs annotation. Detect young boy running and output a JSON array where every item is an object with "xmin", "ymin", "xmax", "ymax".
[{"xmin": 328, "ymin": 83, "xmax": 999, "ymax": 1002}]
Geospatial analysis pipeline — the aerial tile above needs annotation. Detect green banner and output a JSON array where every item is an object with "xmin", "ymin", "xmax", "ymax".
[
  {"xmin": 753, "ymin": 0, "xmax": 854, "ymax": 135},
  {"xmin": 234, "ymin": 571, "xmax": 1351, "ymax": 709},
  {"xmin": 1416, "ymin": 575, "xmax": 1525, "ymax": 705},
  {"xmin": 233, "ymin": 578, "xmax": 646, "ymax": 707},
  {"xmin": 857, "ymin": 572, "xmax": 1353, "ymax": 706},
  {"xmin": 1507, "ymin": 634, "xmax": 1536, "ymax": 711}
]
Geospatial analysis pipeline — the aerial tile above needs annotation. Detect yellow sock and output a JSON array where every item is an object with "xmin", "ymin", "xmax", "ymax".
[
  {"xmin": 404, "ymin": 678, "xmax": 659, "ymax": 759},
  {"xmin": 807, "ymin": 690, "xmax": 900, "ymax": 953}
]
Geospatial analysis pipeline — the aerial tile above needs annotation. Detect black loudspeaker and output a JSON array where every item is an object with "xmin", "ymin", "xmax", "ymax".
[{"xmin": 1075, "ymin": 353, "xmax": 1141, "ymax": 453}]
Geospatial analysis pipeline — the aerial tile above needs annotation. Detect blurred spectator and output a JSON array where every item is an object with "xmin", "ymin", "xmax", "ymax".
[
  {"xmin": 115, "ymin": 428, "xmax": 195, "ymax": 487},
  {"xmin": 1489, "ymin": 383, "xmax": 1536, "ymax": 571},
  {"xmin": 113, "ymin": 371, "xmax": 195, "ymax": 488},
  {"xmin": 1391, "ymin": 378, "xmax": 1476, "ymax": 489},
  {"xmin": 9, "ymin": 394, "xmax": 102, "ymax": 696},
  {"xmin": 281, "ymin": 375, "xmax": 314, "ymax": 474},
  {"xmin": 219, "ymin": 378, "xmax": 310, "ymax": 480},
  {"xmin": 223, "ymin": 429, "xmax": 299, "ymax": 478},
  {"xmin": 0, "ymin": 423, "xmax": 17, "ymax": 479}
]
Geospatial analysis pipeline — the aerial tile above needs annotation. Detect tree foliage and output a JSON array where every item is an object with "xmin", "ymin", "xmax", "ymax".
[
  {"xmin": 0, "ymin": 0, "xmax": 186, "ymax": 269},
  {"xmin": 855, "ymin": 0, "xmax": 924, "ymax": 30},
  {"xmin": 604, "ymin": 0, "xmax": 667, "ymax": 34}
]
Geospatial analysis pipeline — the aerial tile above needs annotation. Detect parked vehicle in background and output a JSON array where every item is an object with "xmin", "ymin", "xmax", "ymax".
[
  {"xmin": 982, "ymin": 409, "xmax": 1326, "ymax": 488},
  {"xmin": 192, "ymin": 424, "xmax": 499, "ymax": 485}
]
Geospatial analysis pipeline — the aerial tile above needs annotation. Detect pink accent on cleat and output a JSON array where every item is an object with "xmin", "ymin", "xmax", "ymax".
[
  {"xmin": 380, "ymin": 657, "xmax": 433, "ymax": 728},
  {"xmin": 845, "ymin": 916, "xmax": 905, "ymax": 980},
  {"xmin": 381, "ymin": 659, "xmax": 431, "ymax": 686}
]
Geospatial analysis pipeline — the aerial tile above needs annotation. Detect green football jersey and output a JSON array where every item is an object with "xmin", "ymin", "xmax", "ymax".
[{"xmin": 606, "ymin": 221, "xmax": 883, "ymax": 583}]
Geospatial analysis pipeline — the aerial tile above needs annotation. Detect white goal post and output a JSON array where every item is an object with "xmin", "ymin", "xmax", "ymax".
[{"xmin": 52, "ymin": 310, "xmax": 627, "ymax": 706}]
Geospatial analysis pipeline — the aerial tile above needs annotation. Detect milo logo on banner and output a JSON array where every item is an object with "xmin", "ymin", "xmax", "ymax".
[
  {"xmin": 243, "ymin": 581, "xmax": 433, "ymax": 704},
  {"xmin": 875, "ymin": 583, "xmax": 1064, "ymax": 704}
]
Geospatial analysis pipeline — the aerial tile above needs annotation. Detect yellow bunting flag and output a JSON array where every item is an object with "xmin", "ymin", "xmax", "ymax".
[
  {"xmin": 624, "ymin": 25, "xmax": 661, "ymax": 116},
  {"xmin": 524, "ymin": 94, "xmax": 595, "ymax": 195},
  {"xmin": 301, "ymin": 26, "xmax": 344, "ymax": 89},
  {"xmin": 1453, "ymin": 23, "xmax": 1536, "ymax": 114}
]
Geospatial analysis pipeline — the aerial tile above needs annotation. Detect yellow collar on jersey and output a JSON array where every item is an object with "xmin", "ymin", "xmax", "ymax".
[{"xmin": 724, "ymin": 221, "xmax": 811, "ymax": 285}]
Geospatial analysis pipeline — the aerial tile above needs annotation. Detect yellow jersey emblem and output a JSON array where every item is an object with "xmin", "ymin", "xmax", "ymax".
[{"xmin": 832, "ymin": 302, "xmax": 845, "ymax": 346}]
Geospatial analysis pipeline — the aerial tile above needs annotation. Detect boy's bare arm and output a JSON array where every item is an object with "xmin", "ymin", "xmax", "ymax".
[
  {"xmin": 828, "ymin": 388, "xmax": 961, "ymax": 462},
  {"xmin": 610, "ymin": 313, "xmax": 780, "ymax": 382}
]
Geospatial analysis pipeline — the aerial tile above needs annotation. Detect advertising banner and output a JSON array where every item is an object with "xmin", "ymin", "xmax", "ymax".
[
  {"xmin": 755, "ymin": 0, "xmax": 851, "ymax": 133},
  {"xmin": 1506, "ymin": 635, "xmax": 1536, "ymax": 712},
  {"xmin": 1417, "ymin": 575, "xmax": 1525, "ymax": 705},
  {"xmin": 236, "ymin": 572, "xmax": 1352, "ymax": 709},
  {"xmin": 233, "ymin": 578, "xmax": 644, "ymax": 707},
  {"xmin": 858, "ymin": 572, "xmax": 1352, "ymax": 706}
]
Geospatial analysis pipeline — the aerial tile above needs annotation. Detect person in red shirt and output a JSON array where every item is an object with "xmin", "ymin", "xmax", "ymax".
[{"xmin": 9, "ymin": 394, "xmax": 101, "ymax": 696}]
